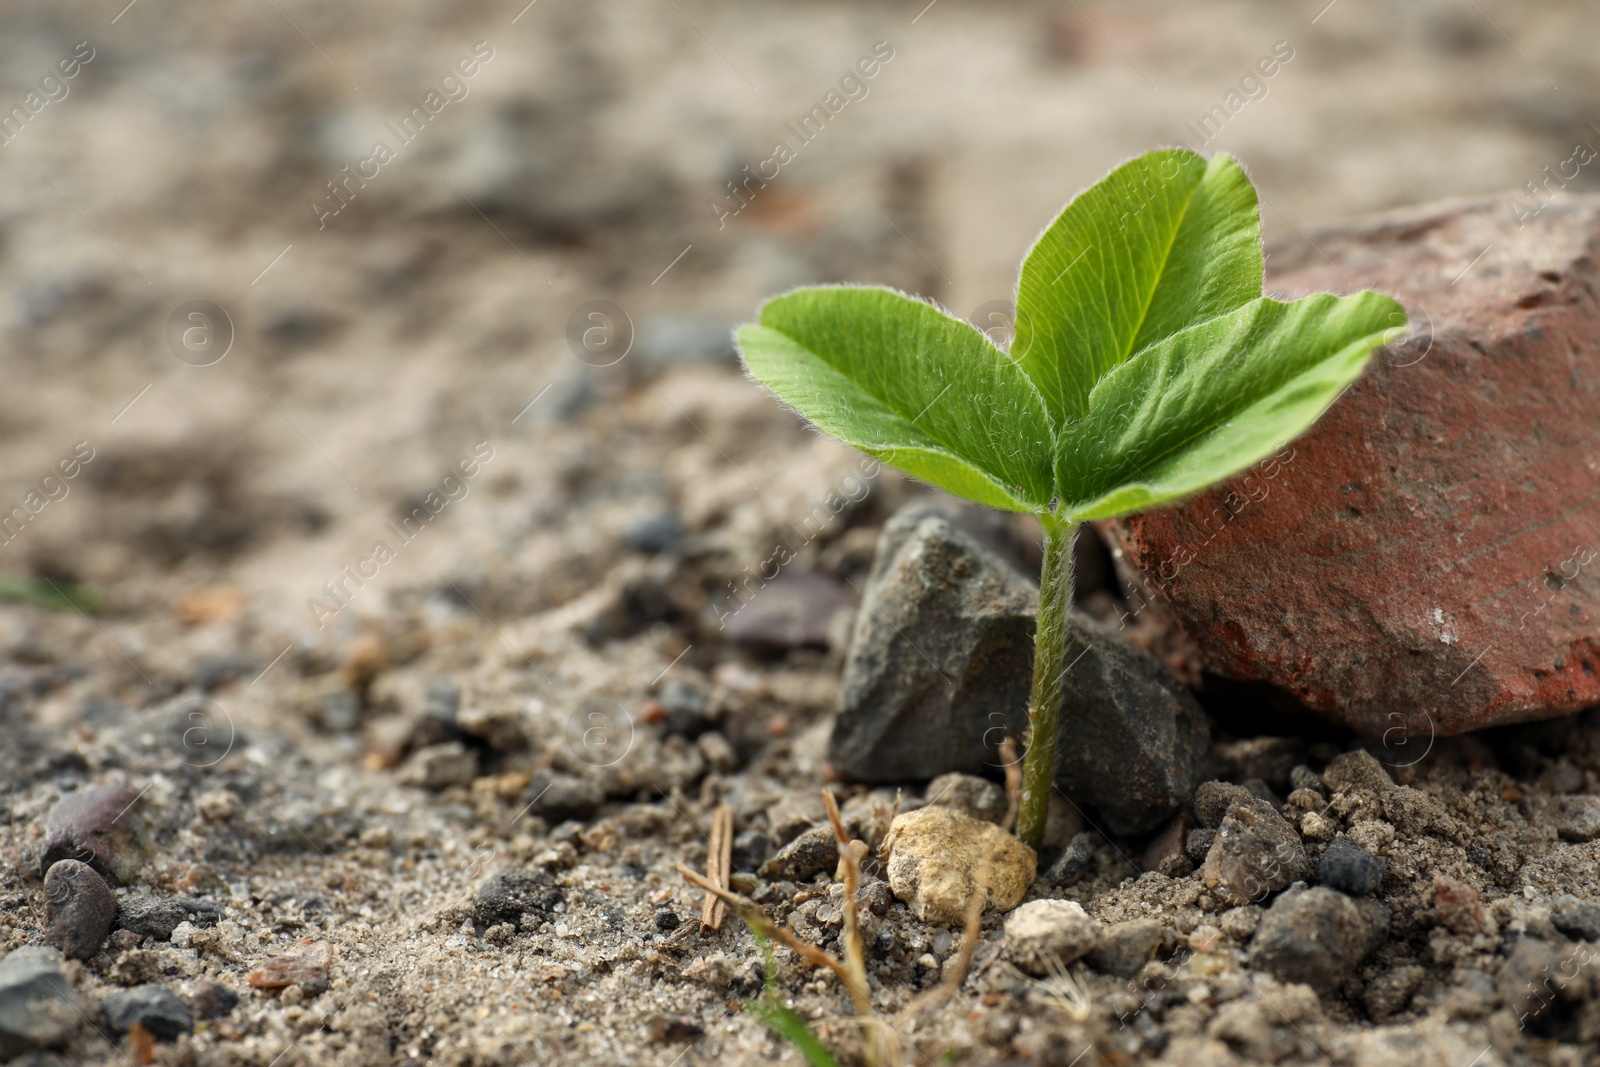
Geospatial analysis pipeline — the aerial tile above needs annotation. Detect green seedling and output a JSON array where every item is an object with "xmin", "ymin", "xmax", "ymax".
[{"xmin": 736, "ymin": 149, "xmax": 1404, "ymax": 849}]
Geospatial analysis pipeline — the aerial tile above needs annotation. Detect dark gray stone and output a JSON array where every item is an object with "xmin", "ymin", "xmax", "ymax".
[
  {"xmin": 1042, "ymin": 832, "xmax": 1096, "ymax": 889},
  {"xmin": 1202, "ymin": 796, "xmax": 1308, "ymax": 907},
  {"xmin": 1550, "ymin": 893, "xmax": 1600, "ymax": 942},
  {"xmin": 116, "ymin": 896, "xmax": 223, "ymax": 941},
  {"xmin": 1247, "ymin": 886, "xmax": 1388, "ymax": 993},
  {"xmin": 724, "ymin": 568, "xmax": 850, "ymax": 650},
  {"xmin": 623, "ymin": 513, "xmax": 682, "ymax": 554},
  {"xmin": 473, "ymin": 868, "xmax": 563, "ymax": 928},
  {"xmin": 656, "ymin": 678, "xmax": 717, "ymax": 739},
  {"xmin": 103, "ymin": 984, "xmax": 192, "ymax": 1041},
  {"xmin": 43, "ymin": 859, "xmax": 117, "ymax": 960},
  {"xmin": 1193, "ymin": 781, "xmax": 1252, "ymax": 829},
  {"xmin": 758, "ymin": 825, "xmax": 836, "ymax": 883},
  {"xmin": 1550, "ymin": 795, "xmax": 1600, "ymax": 842},
  {"xmin": 1086, "ymin": 919, "xmax": 1165, "ymax": 978},
  {"xmin": 829, "ymin": 504, "xmax": 1211, "ymax": 835},
  {"xmin": 0, "ymin": 947, "xmax": 81, "ymax": 1057},
  {"xmin": 1317, "ymin": 835, "xmax": 1385, "ymax": 896},
  {"xmin": 188, "ymin": 980, "xmax": 238, "ymax": 1020},
  {"xmin": 1185, "ymin": 827, "xmax": 1217, "ymax": 863},
  {"xmin": 527, "ymin": 771, "xmax": 604, "ymax": 823},
  {"xmin": 41, "ymin": 782, "xmax": 149, "ymax": 884}
]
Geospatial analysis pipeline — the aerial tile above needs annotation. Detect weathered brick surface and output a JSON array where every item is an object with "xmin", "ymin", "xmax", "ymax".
[{"xmin": 1103, "ymin": 194, "xmax": 1600, "ymax": 736}]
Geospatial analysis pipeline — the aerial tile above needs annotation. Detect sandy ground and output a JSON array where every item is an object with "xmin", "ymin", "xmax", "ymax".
[{"xmin": 3, "ymin": 0, "xmax": 1600, "ymax": 1064}]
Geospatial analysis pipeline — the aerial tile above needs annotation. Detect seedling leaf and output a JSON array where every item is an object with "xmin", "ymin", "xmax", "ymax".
[
  {"xmin": 1054, "ymin": 291, "xmax": 1401, "ymax": 518},
  {"xmin": 738, "ymin": 286, "xmax": 1055, "ymax": 513},
  {"xmin": 1012, "ymin": 150, "xmax": 1263, "ymax": 423}
]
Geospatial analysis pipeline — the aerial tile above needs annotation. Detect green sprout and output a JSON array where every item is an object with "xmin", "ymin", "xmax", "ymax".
[
  {"xmin": 743, "ymin": 931, "xmax": 844, "ymax": 1067},
  {"xmin": 736, "ymin": 149, "xmax": 1403, "ymax": 849}
]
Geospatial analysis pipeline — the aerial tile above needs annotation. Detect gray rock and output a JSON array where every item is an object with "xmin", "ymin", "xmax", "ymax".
[
  {"xmin": 43, "ymin": 859, "xmax": 117, "ymax": 960},
  {"xmin": 527, "ymin": 771, "xmax": 604, "ymax": 822},
  {"xmin": 758, "ymin": 825, "xmax": 836, "ymax": 883},
  {"xmin": 1498, "ymin": 936, "xmax": 1574, "ymax": 1028},
  {"xmin": 1185, "ymin": 827, "xmax": 1217, "ymax": 862},
  {"xmin": 1550, "ymin": 795, "xmax": 1600, "ymax": 842},
  {"xmin": 41, "ymin": 781, "xmax": 149, "ymax": 884},
  {"xmin": 0, "ymin": 947, "xmax": 81, "ymax": 1057},
  {"xmin": 473, "ymin": 868, "xmax": 563, "ymax": 928},
  {"xmin": 1086, "ymin": 919, "xmax": 1165, "ymax": 977},
  {"xmin": 1247, "ymin": 886, "xmax": 1388, "ymax": 993},
  {"xmin": 724, "ymin": 568, "xmax": 850, "ymax": 650},
  {"xmin": 102, "ymin": 984, "xmax": 192, "ymax": 1041},
  {"xmin": 1042, "ymin": 832, "xmax": 1096, "ymax": 889},
  {"xmin": 1316, "ymin": 834, "xmax": 1385, "ymax": 896},
  {"xmin": 1550, "ymin": 893, "xmax": 1600, "ymax": 942},
  {"xmin": 116, "ymin": 896, "xmax": 223, "ymax": 941},
  {"xmin": 1364, "ymin": 964, "xmax": 1425, "ymax": 1021},
  {"xmin": 1003, "ymin": 899, "xmax": 1100, "ymax": 976},
  {"xmin": 188, "ymin": 980, "xmax": 238, "ymax": 1020},
  {"xmin": 398, "ymin": 741, "xmax": 477, "ymax": 790},
  {"xmin": 1193, "ymin": 781, "xmax": 1252, "ymax": 829},
  {"xmin": 924, "ymin": 773, "xmax": 1007, "ymax": 825},
  {"xmin": 830, "ymin": 505, "xmax": 1211, "ymax": 835},
  {"xmin": 1202, "ymin": 796, "xmax": 1308, "ymax": 907}
]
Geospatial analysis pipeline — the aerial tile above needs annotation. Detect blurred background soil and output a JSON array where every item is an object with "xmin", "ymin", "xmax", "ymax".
[{"xmin": 2, "ymin": 1, "xmax": 1600, "ymax": 1064}]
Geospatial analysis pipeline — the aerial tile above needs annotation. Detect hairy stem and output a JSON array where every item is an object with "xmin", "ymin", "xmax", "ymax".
[{"xmin": 1016, "ymin": 518, "xmax": 1077, "ymax": 850}]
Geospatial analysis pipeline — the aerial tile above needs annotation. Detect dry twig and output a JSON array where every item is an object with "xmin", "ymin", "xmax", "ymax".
[
  {"xmin": 675, "ymin": 865, "xmax": 854, "ymax": 987},
  {"xmin": 999, "ymin": 736, "xmax": 1022, "ymax": 833},
  {"xmin": 699, "ymin": 803, "xmax": 733, "ymax": 935}
]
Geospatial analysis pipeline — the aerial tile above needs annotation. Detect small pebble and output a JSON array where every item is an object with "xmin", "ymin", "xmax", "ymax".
[
  {"xmin": 1086, "ymin": 919, "xmax": 1165, "ymax": 978},
  {"xmin": 1550, "ymin": 795, "xmax": 1600, "ymax": 842},
  {"xmin": 759, "ymin": 825, "xmax": 837, "ymax": 883},
  {"xmin": 43, "ymin": 859, "xmax": 117, "ymax": 960},
  {"xmin": 655, "ymin": 679, "xmax": 717, "ymax": 739},
  {"xmin": 885, "ymin": 807, "xmax": 1035, "ymax": 926},
  {"xmin": 189, "ymin": 980, "xmax": 239, "ymax": 1020},
  {"xmin": 246, "ymin": 939, "xmax": 332, "ymax": 994},
  {"xmin": 1317, "ymin": 834, "xmax": 1385, "ymax": 896},
  {"xmin": 646, "ymin": 1013, "xmax": 703, "ymax": 1043},
  {"xmin": 924, "ymin": 772, "xmax": 1008, "ymax": 825},
  {"xmin": 730, "ymin": 829, "xmax": 771, "ymax": 871},
  {"xmin": 1247, "ymin": 886, "xmax": 1388, "ymax": 993},
  {"xmin": 1044, "ymin": 832, "xmax": 1097, "ymax": 888},
  {"xmin": 474, "ymin": 868, "xmax": 563, "ymax": 928},
  {"xmin": 654, "ymin": 908, "xmax": 681, "ymax": 933},
  {"xmin": 41, "ymin": 782, "xmax": 148, "ymax": 884},
  {"xmin": 1193, "ymin": 781, "xmax": 1252, "ymax": 829},
  {"xmin": 1202, "ymin": 796, "xmax": 1307, "ymax": 906},
  {"xmin": 1432, "ymin": 874, "xmax": 1483, "ymax": 935},
  {"xmin": 117, "ymin": 896, "xmax": 222, "ymax": 941},
  {"xmin": 1185, "ymin": 827, "xmax": 1217, "ymax": 863},
  {"xmin": 1004, "ymin": 900, "xmax": 1100, "ymax": 976},
  {"xmin": 1288, "ymin": 765, "xmax": 1323, "ymax": 794},
  {"xmin": 624, "ymin": 513, "xmax": 682, "ymax": 555},
  {"xmin": 856, "ymin": 881, "xmax": 894, "ymax": 917},
  {"xmin": 526, "ymin": 771, "xmax": 604, "ymax": 823},
  {"xmin": 103, "ymin": 984, "xmax": 193, "ymax": 1041},
  {"xmin": 398, "ymin": 742, "xmax": 477, "ymax": 790},
  {"xmin": 0, "ymin": 947, "xmax": 82, "ymax": 1054},
  {"xmin": 1550, "ymin": 893, "xmax": 1600, "ymax": 942}
]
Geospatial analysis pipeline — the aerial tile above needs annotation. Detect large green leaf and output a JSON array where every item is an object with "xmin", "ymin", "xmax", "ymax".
[
  {"xmin": 1054, "ymin": 291, "xmax": 1403, "ymax": 519},
  {"xmin": 734, "ymin": 149, "xmax": 1406, "ymax": 528},
  {"xmin": 738, "ymin": 286, "xmax": 1055, "ymax": 513},
  {"xmin": 1013, "ymin": 151, "xmax": 1263, "ymax": 423}
]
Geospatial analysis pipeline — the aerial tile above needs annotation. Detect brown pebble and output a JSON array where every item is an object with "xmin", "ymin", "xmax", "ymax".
[
  {"xmin": 41, "ymin": 782, "xmax": 148, "ymax": 885},
  {"xmin": 43, "ymin": 858, "xmax": 118, "ymax": 959},
  {"xmin": 647, "ymin": 1014, "xmax": 704, "ymax": 1043},
  {"xmin": 1432, "ymin": 874, "xmax": 1483, "ymax": 935},
  {"xmin": 247, "ymin": 939, "xmax": 332, "ymax": 993}
]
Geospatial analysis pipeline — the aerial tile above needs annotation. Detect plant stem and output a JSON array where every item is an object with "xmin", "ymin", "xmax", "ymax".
[{"xmin": 1015, "ymin": 518, "xmax": 1077, "ymax": 851}]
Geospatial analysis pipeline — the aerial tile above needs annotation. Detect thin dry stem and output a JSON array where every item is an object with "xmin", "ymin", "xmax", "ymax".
[
  {"xmin": 699, "ymin": 803, "xmax": 733, "ymax": 936},
  {"xmin": 822, "ymin": 789, "xmax": 883, "ymax": 1067},
  {"xmin": 675, "ymin": 864, "xmax": 855, "ymax": 986},
  {"xmin": 999, "ymin": 736, "xmax": 1022, "ymax": 833}
]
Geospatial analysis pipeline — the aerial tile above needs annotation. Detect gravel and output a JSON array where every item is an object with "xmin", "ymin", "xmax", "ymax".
[
  {"xmin": 102, "ymin": 984, "xmax": 193, "ymax": 1041},
  {"xmin": 42, "ymin": 859, "xmax": 117, "ymax": 960}
]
